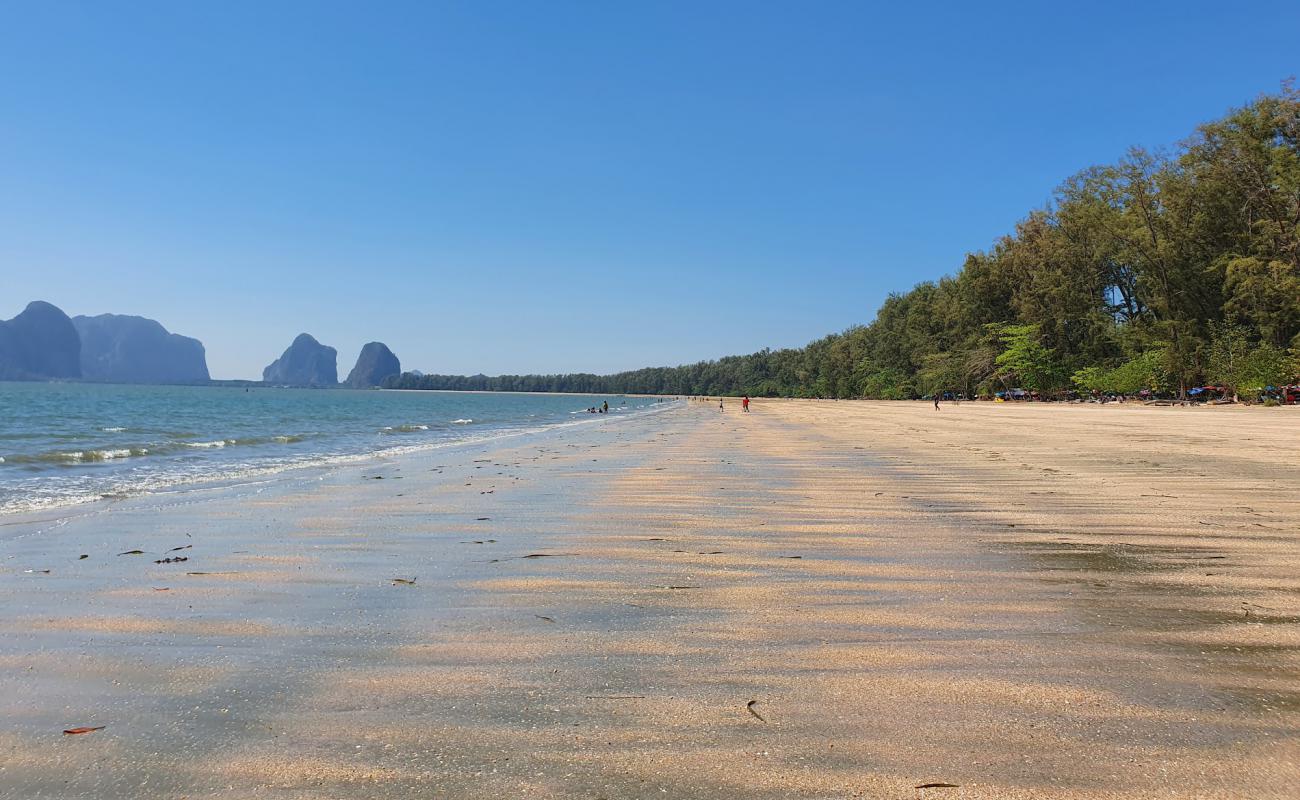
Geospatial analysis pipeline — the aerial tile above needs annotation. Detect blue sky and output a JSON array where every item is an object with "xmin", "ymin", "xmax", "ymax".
[{"xmin": 2, "ymin": 1, "xmax": 1297, "ymax": 380}]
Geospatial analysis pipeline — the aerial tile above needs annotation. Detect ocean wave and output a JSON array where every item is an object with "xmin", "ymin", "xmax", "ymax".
[
  {"xmin": 101, "ymin": 426, "xmax": 127, "ymax": 433},
  {"xmin": 450, "ymin": 418, "xmax": 473, "ymax": 424},
  {"xmin": 3, "ymin": 436, "xmax": 308, "ymax": 465},
  {"xmin": 381, "ymin": 424, "xmax": 430, "ymax": 433},
  {"xmin": 2, "ymin": 446, "xmax": 151, "ymax": 465},
  {"xmin": 63, "ymin": 448, "xmax": 147, "ymax": 462}
]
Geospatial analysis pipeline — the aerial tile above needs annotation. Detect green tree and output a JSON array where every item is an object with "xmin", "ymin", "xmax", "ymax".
[
  {"xmin": 990, "ymin": 323, "xmax": 1064, "ymax": 392},
  {"xmin": 1236, "ymin": 344, "xmax": 1294, "ymax": 394},
  {"xmin": 1206, "ymin": 321, "xmax": 1255, "ymax": 400}
]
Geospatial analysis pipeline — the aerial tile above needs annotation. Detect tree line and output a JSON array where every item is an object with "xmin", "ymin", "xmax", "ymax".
[{"xmin": 389, "ymin": 85, "xmax": 1300, "ymax": 400}]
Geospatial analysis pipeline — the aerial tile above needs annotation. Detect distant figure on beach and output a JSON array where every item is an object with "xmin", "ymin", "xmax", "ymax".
[
  {"xmin": 602, "ymin": 401, "xmax": 609, "ymax": 413},
  {"xmin": 719, "ymin": 398, "xmax": 724, "ymax": 411},
  {"xmin": 934, "ymin": 393, "xmax": 941, "ymax": 410},
  {"xmin": 742, "ymin": 396, "xmax": 750, "ymax": 412}
]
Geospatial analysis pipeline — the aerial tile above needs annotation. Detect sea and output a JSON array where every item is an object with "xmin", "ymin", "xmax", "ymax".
[{"xmin": 0, "ymin": 382, "xmax": 671, "ymax": 516}]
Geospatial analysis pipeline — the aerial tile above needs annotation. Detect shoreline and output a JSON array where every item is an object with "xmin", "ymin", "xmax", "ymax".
[
  {"xmin": 1, "ymin": 401, "xmax": 1296, "ymax": 798},
  {"xmin": 0, "ymin": 394, "xmax": 680, "ymax": 526}
]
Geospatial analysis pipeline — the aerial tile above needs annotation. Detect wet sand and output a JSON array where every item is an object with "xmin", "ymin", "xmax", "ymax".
[{"xmin": 1, "ymin": 400, "xmax": 1297, "ymax": 799}]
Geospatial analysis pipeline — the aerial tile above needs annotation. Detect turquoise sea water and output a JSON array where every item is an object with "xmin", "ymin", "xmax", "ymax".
[{"xmin": 0, "ymin": 383, "xmax": 668, "ymax": 515}]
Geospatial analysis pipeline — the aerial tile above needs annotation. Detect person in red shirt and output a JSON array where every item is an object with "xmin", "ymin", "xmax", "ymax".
[{"xmin": 742, "ymin": 396, "xmax": 750, "ymax": 412}]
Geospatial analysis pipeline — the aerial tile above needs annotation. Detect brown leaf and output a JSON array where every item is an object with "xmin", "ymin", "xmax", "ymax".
[
  {"xmin": 118, "ymin": 550, "xmax": 145, "ymax": 556},
  {"xmin": 62, "ymin": 726, "xmax": 106, "ymax": 735},
  {"xmin": 392, "ymin": 577, "xmax": 417, "ymax": 585},
  {"xmin": 914, "ymin": 783, "xmax": 959, "ymax": 789},
  {"xmin": 746, "ymin": 700, "xmax": 766, "ymax": 722}
]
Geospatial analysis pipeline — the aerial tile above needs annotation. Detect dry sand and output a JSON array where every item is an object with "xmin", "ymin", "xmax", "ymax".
[{"xmin": 0, "ymin": 400, "xmax": 1297, "ymax": 799}]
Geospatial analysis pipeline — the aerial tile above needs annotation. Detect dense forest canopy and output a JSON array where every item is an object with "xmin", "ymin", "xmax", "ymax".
[{"xmin": 389, "ymin": 86, "xmax": 1300, "ymax": 399}]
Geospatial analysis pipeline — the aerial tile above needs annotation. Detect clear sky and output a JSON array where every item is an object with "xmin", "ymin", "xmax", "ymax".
[{"xmin": 2, "ymin": 1, "xmax": 1297, "ymax": 380}]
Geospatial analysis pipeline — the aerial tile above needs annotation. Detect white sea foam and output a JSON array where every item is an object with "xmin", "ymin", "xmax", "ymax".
[
  {"xmin": 101, "ymin": 426, "xmax": 127, "ymax": 433},
  {"xmin": 186, "ymin": 439, "xmax": 233, "ymax": 448},
  {"xmin": 450, "ymin": 419, "xmax": 472, "ymax": 424}
]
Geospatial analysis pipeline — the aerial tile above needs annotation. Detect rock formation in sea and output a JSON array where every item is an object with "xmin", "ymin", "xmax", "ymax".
[
  {"xmin": 72, "ymin": 314, "xmax": 210, "ymax": 384},
  {"xmin": 344, "ymin": 342, "xmax": 401, "ymax": 388},
  {"xmin": 0, "ymin": 300, "xmax": 82, "ymax": 380},
  {"xmin": 262, "ymin": 333, "xmax": 338, "ymax": 386}
]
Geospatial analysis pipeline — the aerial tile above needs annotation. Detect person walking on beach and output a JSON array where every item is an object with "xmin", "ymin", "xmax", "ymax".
[
  {"xmin": 742, "ymin": 396, "xmax": 750, "ymax": 412},
  {"xmin": 934, "ymin": 392, "xmax": 941, "ymax": 410},
  {"xmin": 602, "ymin": 400, "xmax": 609, "ymax": 413},
  {"xmin": 719, "ymin": 398, "xmax": 724, "ymax": 411}
]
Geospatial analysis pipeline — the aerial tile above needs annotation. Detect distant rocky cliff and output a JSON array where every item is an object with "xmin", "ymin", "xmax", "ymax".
[
  {"xmin": 345, "ymin": 342, "xmax": 401, "ymax": 388},
  {"xmin": 263, "ymin": 333, "xmax": 338, "ymax": 386},
  {"xmin": 0, "ymin": 301, "xmax": 82, "ymax": 380},
  {"xmin": 73, "ymin": 314, "xmax": 210, "ymax": 384}
]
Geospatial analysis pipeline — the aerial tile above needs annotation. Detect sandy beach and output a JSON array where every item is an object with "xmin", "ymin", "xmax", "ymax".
[{"xmin": 2, "ymin": 400, "xmax": 1298, "ymax": 799}]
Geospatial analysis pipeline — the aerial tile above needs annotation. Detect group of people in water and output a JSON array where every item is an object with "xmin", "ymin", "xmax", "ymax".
[{"xmin": 585, "ymin": 399, "xmax": 680, "ymax": 414}]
